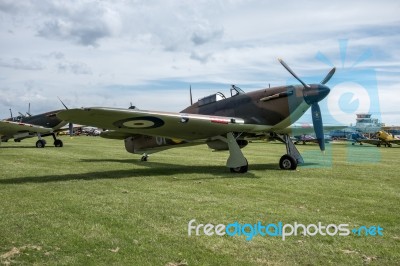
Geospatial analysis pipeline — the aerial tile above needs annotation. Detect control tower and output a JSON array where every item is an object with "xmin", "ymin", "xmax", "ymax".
[{"xmin": 355, "ymin": 113, "xmax": 384, "ymax": 133}]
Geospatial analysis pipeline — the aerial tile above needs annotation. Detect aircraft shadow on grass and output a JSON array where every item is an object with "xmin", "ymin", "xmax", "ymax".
[
  {"xmin": 0, "ymin": 146, "xmax": 40, "ymax": 149},
  {"xmin": 0, "ymin": 160, "xmax": 295, "ymax": 185}
]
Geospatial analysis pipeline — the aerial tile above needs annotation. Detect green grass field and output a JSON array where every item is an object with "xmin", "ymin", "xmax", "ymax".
[{"xmin": 0, "ymin": 136, "xmax": 399, "ymax": 265}]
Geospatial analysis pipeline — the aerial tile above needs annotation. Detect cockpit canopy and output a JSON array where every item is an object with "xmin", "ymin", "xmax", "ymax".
[{"xmin": 198, "ymin": 85, "xmax": 244, "ymax": 107}]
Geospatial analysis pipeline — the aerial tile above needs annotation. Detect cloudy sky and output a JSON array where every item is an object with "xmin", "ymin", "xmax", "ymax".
[{"xmin": 0, "ymin": 0, "xmax": 399, "ymax": 125}]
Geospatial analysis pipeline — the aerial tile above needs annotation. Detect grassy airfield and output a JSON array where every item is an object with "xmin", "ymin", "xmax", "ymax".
[{"xmin": 0, "ymin": 136, "xmax": 399, "ymax": 265}]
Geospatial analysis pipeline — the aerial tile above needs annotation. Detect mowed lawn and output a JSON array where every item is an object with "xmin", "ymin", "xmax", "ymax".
[{"xmin": 0, "ymin": 136, "xmax": 399, "ymax": 265}]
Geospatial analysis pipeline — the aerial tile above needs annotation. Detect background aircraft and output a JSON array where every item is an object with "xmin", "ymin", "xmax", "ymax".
[
  {"xmin": 293, "ymin": 134, "xmax": 332, "ymax": 145},
  {"xmin": 349, "ymin": 132, "xmax": 380, "ymax": 146},
  {"xmin": 58, "ymin": 59, "xmax": 337, "ymax": 173},
  {"xmin": 375, "ymin": 130, "xmax": 400, "ymax": 147},
  {"xmin": 0, "ymin": 107, "xmax": 69, "ymax": 148},
  {"xmin": 350, "ymin": 130, "xmax": 400, "ymax": 147}
]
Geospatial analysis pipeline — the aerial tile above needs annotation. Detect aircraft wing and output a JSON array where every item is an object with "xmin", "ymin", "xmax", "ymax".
[
  {"xmin": 100, "ymin": 130, "xmax": 138, "ymax": 140},
  {"xmin": 275, "ymin": 124, "xmax": 347, "ymax": 135},
  {"xmin": 357, "ymin": 139, "xmax": 381, "ymax": 145},
  {"xmin": 388, "ymin": 139, "xmax": 400, "ymax": 145},
  {"xmin": 298, "ymin": 139, "xmax": 319, "ymax": 144},
  {"xmin": 57, "ymin": 108, "xmax": 262, "ymax": 140},
  {"xmin": 0, "ymin": 120, "xmax": 52, "ymax": 136}
]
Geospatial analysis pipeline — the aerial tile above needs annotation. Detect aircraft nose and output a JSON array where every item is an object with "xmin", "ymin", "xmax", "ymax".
[{"xmin": 303, "ymin": 84, "xmax": 330, "ymax": 105}]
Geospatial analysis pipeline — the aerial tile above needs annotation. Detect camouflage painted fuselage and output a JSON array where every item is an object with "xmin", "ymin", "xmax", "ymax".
[
  {"xmin": 182, "ymin": 85, "xmax": 308, "ymax": 129},
  {"xmin": 122, "ymin": 84, "xmax": 313, "ymax": 154},
  {"xmin": 1, "ymin": 110, "xmax": 66, "ymax": 141}
]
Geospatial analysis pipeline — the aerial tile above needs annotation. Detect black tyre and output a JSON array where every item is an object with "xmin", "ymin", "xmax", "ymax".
[
  {"xmin": 230, "ymin": 159, "xmax": 248, "ymax": 173},
  {"xmin": 36, "ymin": 140, "xmax": 46, "ymax": 148},
  {"xmin": 54, "ymin": 139, "xmax": 63, "ymax": 147},
  {"xmin": 279, "ymin": 154, "xmax": 297, "ymax": 170}
]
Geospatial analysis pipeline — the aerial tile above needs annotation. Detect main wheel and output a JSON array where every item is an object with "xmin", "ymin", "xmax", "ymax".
[
  {"xmin": 279, "ymin": 154, "xmax": 297, "ymax": 170},
  {"xmin": 54, "ymin": 139, "xmax": 63, "ymax": 147},
  {"xmin": 230, "ymin": 159, "xmax": 248, "ymax": 173},
  {"xmin": 36, "ymin": 140, "xmax": 46, "ymax": 148},
  {"xmin": 141, "ymin": 156, "xmax": 148, "ymax": 162}
]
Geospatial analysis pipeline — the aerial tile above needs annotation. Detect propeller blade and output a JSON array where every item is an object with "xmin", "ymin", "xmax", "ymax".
[
  {"xmin": 278, "ymin": 58, "xmax": 310, "ymax": 88},
  {"xmin": 320, "ymin": 67, "xmax": 336, "ymax": 85},
  {"xmin": 69, "ymin": 122, "xmax": 73, "ymax": 137},
  {"xmin": 311, "ymin": 103, "xmax": 325, "ymax": 151}
]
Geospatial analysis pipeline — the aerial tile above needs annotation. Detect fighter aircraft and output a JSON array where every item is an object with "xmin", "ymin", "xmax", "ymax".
[
  {"xmin": 293, "ymin": 134, "xmax": 332, "ymax": 145},
  {"xmin": 58, "ymin": 59, "xmax": 336, "ymax": 173},
  {"xmin": 351, "ymin": 131, "xmax": 400, "ymax": 147},
  {"xmin": 0, "ymin": 108, "xmax": 69, "ymax": 148}
]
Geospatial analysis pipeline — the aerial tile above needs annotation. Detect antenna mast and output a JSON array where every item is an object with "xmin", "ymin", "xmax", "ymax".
[{"xmin": 189, "ymin": 85, "xmax": 193, "ymax": 105}]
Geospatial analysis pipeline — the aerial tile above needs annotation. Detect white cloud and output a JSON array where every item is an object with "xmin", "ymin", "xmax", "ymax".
[
  {"xmin": 57, "ymin": 61, "xmax": 92, "ymax": 75},
  {"xmin": 0, "ymin": 57, "xmax": 44, "ymax": 70},
  {"xmin": 0, "ymin": 0, "xmax": 399, "ymax": 126}
]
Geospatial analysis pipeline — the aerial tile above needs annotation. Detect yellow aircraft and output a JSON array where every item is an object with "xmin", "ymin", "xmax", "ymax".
[
  {"xmin": 354, "ymin": 130, "xmax": 400, "ymax": 147},
  {"xmin": 375, "ymin": 130, "xmax": 400, "ymax": 147}
]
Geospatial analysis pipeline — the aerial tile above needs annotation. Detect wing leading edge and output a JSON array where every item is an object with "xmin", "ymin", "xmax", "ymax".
[
  {"xmin": 0, "ymin": 120, "xmax": 52, "ymax": 136},
  {"xmin": 57, "ymin": 107, "xmax": 265, "ymax": 140}
]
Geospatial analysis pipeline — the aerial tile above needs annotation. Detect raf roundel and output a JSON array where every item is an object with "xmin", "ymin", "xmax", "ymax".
[{"xmin": 113, "ymin": 116, "xmax": 165, "ymax": 129}]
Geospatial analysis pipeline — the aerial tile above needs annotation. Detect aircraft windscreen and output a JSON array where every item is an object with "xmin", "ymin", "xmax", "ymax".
[{"xmin": 230, "ymin": 85, "xmax": 245, "ymax": 97}]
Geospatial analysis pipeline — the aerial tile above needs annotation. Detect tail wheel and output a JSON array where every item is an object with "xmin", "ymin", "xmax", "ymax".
[{"xmin": 279, "ymin": 154, "xmax": 297, "ymax": 170}]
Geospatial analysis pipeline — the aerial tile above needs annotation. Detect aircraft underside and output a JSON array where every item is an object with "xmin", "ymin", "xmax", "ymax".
[{"xmin": 123, "ymin": 132, "xmax": 303, "ymax": 173}]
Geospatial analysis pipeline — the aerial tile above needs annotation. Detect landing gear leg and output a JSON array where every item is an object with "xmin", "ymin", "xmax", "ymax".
[
  {"xmin": 222, "ymin": 132, "xmax": 248, "ymax": 173},
  {"xmin": 275, "ymin": 134, "xmax": 303, "ymax": 170},
  {"xmin": 52, "ymin": 133, "xmax": 63, "ymax": 147}
]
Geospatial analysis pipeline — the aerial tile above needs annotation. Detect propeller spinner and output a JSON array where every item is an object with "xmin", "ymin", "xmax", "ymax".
[{"xmin": 278, "ymin": 58, "xmax": 335, "ymax": 151}]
